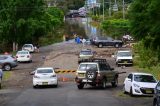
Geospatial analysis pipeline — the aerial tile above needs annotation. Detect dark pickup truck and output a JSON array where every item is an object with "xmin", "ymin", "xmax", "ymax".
[
  {"xmin": 92, "ymin": 36, "xmax": 123, "ymax": 48},
  {"xmin": 75, "ymin": 59, "xmax": 119, "ymax": 89}
]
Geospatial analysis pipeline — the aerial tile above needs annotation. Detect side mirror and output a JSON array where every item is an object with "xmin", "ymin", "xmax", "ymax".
[{"xmin": 30, "ymin": 71, "xmax": 35, "ymax": 75}]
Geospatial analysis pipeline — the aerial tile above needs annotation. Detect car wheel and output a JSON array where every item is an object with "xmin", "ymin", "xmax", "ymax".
[
  {"xmin": 153, "ymin": 99, "xmax": 158, "ymax": 106},
  {"xmin": 98, "ymin": 44, "xmax": 103, "ymax": 48},
  {"xmin": 0, "ymin": 83, "xmax": 1, "ymax": 89},
  {"xmin": 3, "ymin": 64, "xmax": 11, "ymax": 71},
  {"xmin": 115, "ymin": 43, "xmax": 119, "ymax": 48},
  {"xmin": 111, "ymin": 77, "xmax": 118, "ymax": 87},
  {"xmin": 123, "ymin": 85, "xmax": 127, "ymax": 94},
  {"xmin": 33, "ymin": 85, "xmax": 37, "ymax": 89},
  {"xmin": 102, "ymin": 79, "xmax": 106, "ymax": 89},
  {"xmin": 130, "ymin": 87, "xmax": 134, "ymax": 96},
  {"xmin": 86, "ymin": 70, "xmax": 97, "ymax": 80},
  {"xmin": 77, "ymin": 83, "xmax": 84, "ymax": 89}
]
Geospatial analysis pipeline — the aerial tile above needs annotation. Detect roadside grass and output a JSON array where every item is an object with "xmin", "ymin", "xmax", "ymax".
[
  {"xmin": 116, "ymin": 91, "xmax": 129, "ymax": 98},
  {"xmin": 3, "ymin": 71, "xmax": 12, "ymax": 81}
]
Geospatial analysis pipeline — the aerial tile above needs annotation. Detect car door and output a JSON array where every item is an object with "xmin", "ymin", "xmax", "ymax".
[
  {"xmin": 124, "ymin": 74, "xmax": 133, "ymax": 92},
  {"xmin": 99, "ymin": 63, "xmax": 115, "ymax": 82}
]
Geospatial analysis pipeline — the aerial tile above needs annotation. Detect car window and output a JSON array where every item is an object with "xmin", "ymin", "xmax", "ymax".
[
  {"xmin": 0, "ymin": 56, "xmax": 7, "ymax": 60},
  {"xmin": 156, "ymin": 82, "xmax": 160, "ymax": 90},
  {"xmin": 37, "ymin": 69, "xmax": 53, "ymax": 73},
  {"xmin": 17, "ymin": 51, "xmax": 29, "ymax": 54},
  {"xmin": 78, "ymin": 64, "xmax": 97, "ymax": 71},
  {"xmin": 80, "ymin": 51, "xmax": 92, "ymax": 55},
  {"xmin": 99, "ymin": 64, "xmax": 110, "ymax": 71},
  {"xmin": 117, "ymin": 52, "xmax": 132, "ymax": 57},
  {"xmin": 128, "ymin": 74, "xmax": 132, "ymax": 80},
  {"xmin": 134, "ymin": 75, "xmax": 156, "ymax": 83}
]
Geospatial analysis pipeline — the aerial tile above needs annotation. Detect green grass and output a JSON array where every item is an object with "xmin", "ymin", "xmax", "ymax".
[{"xmin": 3, "ymin": 71, "xmax": 12, "ymax": 81}]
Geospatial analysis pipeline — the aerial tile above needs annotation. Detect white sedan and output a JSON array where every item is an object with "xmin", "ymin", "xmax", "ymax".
[
  {"xmin": 32, "ymin": 67, "xmax": 58, "ymax": 88},
  {"xmin": 16, "ymin": 50, "xmax": 32, "ymax": 62},
  {"xmin": 124, "ymin": 72, "xmax": 157, "ymax": 96}
]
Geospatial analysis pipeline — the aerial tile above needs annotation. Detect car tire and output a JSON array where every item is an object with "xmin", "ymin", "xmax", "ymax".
[
  {"xmin": 102, "ymin": 79, "xmax": 106, "ymax": 89},
  {"xmin": 153, "ymin": 99, "xmax": 158, "ymax": 106},
  {"xmin": 115, "ymin": 43, "xmax": 119, "ymax": 48},
  {"xmin": 130, "ymin": 87, "xmax": 134, "ymax": 96},
  {"xmin": 86, "ymin": 70, "xmax": 97, "ymax": 80},
  {"xmin": 111, "ymin": 77, "xmax": 118, "ymax": 87},
  {"xmin": 98, "ymin": 43, "xmax": 103, "ymax": 48},
  {"xmin": 3, "ymin": 64, "xmax": 11, "ymax": 71},
  {"xmin": 77, "ymin": 83, "xmax": 84, "ymax": 89},
  {"xmin": 123, "ymin": 85, "xmax": 127, "ymax": 94},
  {"xmin": 0, "ymin": 83, "xmax": 1, "ymax": 89},
  {"xmin": 33, "ymin": 85, "xmax": 37, "ymax": 89}
]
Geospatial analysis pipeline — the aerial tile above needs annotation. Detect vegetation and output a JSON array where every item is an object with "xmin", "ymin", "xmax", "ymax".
[
  {"xmin": 101, "ymin": 19, "xmax": 130, "ymax": 38},
  {"xmin": 0, "ymin": 0, "xmax": 64, "ymax": 51}
]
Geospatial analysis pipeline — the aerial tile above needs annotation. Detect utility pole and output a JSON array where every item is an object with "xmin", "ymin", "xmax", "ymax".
[
  {"xmin": 103, "ymin": 0, "xmax": 104, "ymax": 20},
  {"xmin": 123, "ymin": 0, "xmax": 125, "ymax": 19},
  {"xmin": 109, "ymin": 0, "xmax": 111, "ymax": 17}
]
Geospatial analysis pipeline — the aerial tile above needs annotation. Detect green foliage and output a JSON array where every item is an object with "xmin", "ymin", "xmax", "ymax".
[
  {"xmin": 0, "ymin": 0, "xmax": 64, "ymax": 50},
  {"xmin": 101, "ymin": 19, "xmax": 130, "ymax": 38}
]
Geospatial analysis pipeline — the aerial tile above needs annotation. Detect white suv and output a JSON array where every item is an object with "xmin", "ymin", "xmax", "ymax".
[
  {"xmin": 22, "ymin": 44, "xmax": 35, "ymax": 52},
  {"xmin": 115, "ymin": 50, "xmax": 133, "ymax": 66}
]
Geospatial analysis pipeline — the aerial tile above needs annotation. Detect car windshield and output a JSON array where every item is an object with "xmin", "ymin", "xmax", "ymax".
[
  {"xmin": 23, "ymin": 45, "xmax": 32, "ymax": 48},
  {"xmin": 117, "ymin": 52, "xmax": 132, "ymax": 57},
  {"xmin": 78, "ymin": 64, "xmax": 97, "ymax": 71},
  {"xmin": 17, "ymin": 51, "xmax": 28, "ymax": 54},
  {"xmin": 80, "ymin": 51, "xmax": 92, "ymax": 55},
  {"xmin": 37, "ymin": 69, "xmax": 53, "ymax": 73},
  {"xmin": 134, "ymin": 75, "xmax": 156, "ymax": 83}
]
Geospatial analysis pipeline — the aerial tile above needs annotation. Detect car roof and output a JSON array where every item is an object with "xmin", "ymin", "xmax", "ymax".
[
  {"xmin": 117, "ymin": 50, "xmax": 131, "ymax": 53},
  {"xmin": 131, "ymin": 72, "xmax": 153, "ymax": 76},
  {"xmin": 36, "ymin": 67, "xmax": 54, "ymax": 70}
]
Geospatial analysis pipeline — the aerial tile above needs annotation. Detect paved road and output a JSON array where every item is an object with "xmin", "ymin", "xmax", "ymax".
[
  {"xmin": 0, "ymin": 40, "xmax": 153, "ymax": 106},
  {"xmin": 3, "ymin": 82, "xmax": 152, "ymax": 106}
]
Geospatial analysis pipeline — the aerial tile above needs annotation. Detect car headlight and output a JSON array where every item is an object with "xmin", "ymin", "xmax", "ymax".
[{"xmin": 133, "ymin": 83, "xmax": 140, "ymax": 88}]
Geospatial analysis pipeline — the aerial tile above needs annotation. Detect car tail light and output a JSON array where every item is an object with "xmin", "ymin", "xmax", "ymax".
[
  {"xmin": 16, "ymin": 56, "xmax": 18, "ymax": 58},
  {"xmin": 27, "ymin": 55, "xmax": 30, "ymax": 58},
  {"xmin": 34, "ymin": 75, "xmax": 40, "ymax": 78}
]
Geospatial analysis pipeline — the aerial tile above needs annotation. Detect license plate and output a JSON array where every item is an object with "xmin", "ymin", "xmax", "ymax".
[
  {"xmin": 146, "ymin": 90, "xmax": 152, "ymax": 93},
  {"xmin": 78, "ymin": 73, "xmax": 85, "ymax": 77},
  {"xmin": 21, "ymin": 56, "xmax": 25, "ymax": 57},
  {"xmin": 124, "ymin": 61, "xmax": 128, "ymax": 63},
  {"xmin": 42, "ymin": 82, "xmax": 48, "ymax": 85}
]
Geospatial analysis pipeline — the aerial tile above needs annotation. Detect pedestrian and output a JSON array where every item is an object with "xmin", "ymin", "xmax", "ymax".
[
  {"xmin": 0, "ymin": 69, "xmax": 3, "ymax": 80},
  {"xmin": 82, "ymin": 38, "xmax": 86, "ymax": 47}
]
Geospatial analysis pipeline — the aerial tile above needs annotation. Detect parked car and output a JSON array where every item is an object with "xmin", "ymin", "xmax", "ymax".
[
  {"xmin": 16, "ymin": 50, "xmax": 32, "ymax": 62},
  {"xmin": 0, "ymin": 69, "xmax": 3, "ymax": 89},
  {"xmin": 153, "ymin": 81, "xmax": 160, "ymax": 106},
  {"xmin": 123, "ymin": 72, "xmax": 157, "ymax": 96},
  {"xmin": 32, "ymin": 67, "xmax": 58, "ymax": 88},
  {"xmin": 114, "ymin": 50, "xmax": 133, "ymax": 66},
  {"xmin": 78, "ymin": 49, "xmax": 94, "ymax": 63},
  {"xmin": 0, "ymin": 55, "xmax": 18, "ymax": 71},
  {"xmin": 92, "ymin": 36, "xmax": 123, "ymax": 48},
  {"xmin": 22, "ymin": 44, "xmax": 35, "ymax": 52},
  {"xmin": 75, "ymin": 59, "xmax": 119, "ymax": 89}
]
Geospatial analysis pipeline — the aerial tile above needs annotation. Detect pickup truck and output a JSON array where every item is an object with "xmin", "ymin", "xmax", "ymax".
[
  {"xmin": 75, "ymin": 59, "xmax": 119, "ymax": 89},
  {"xmin": 92, "ymin": 36, "xmax": 123, "ymax": 48}
]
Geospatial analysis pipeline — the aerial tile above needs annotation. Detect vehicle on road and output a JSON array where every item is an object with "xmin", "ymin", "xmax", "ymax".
[
  {"xmin": 22, "ymin": 44, "xmax": 35, "ymax": 52},
  {"xmin": 32, "ymin": 67, "xmax": 58, "ymax": 88},
  {"xmin": 153, "ymin": 81, "xmax": 160, "ymax": 106},
  {"xmin": 16, "ymin": 50, "xmax": 32, "ymax": 63},
  {"xmin": 78, "ymin": 49, "xmax": 94, "ymax": 63},
  {"xmin": 75, "ymin": 59, "xmax": 119, "ymax": 89},
  {"xmin": 123, "ymin": 72, "xmax": 157, "ymax": 96},
  {"xmin": 92, "ymin": 36, "xmax": 123, "ymax": 48},
  {"xmin": 0, "ymin": 69, "xmax": 3, "ymax": 89},
  {"xmin": 0, "ymin": 55, "xmax": 18, "ymax": 71},
  {"xmin": 114, "ymin": 50, "xmax": 133, "ymax": 66}
]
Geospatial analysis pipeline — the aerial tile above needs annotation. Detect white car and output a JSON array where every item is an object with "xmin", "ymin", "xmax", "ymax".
[
  {"xmin": 124, "ymin": 72, "xmax": 157, "ymax": 96},
  {"xmin": 115, "ymin": 50, "xmax": 133, "ymax": 66},
  {"xmin": 16, "ymin": 50, "xmax": 32, "ymax": 62},
  {"xmin": 32, "ymin": 67, "xmax": 58, "ymax": 88},
  {"xmin": 22, "ymin": 44, "xmax": 35, "ymax": 52}
]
